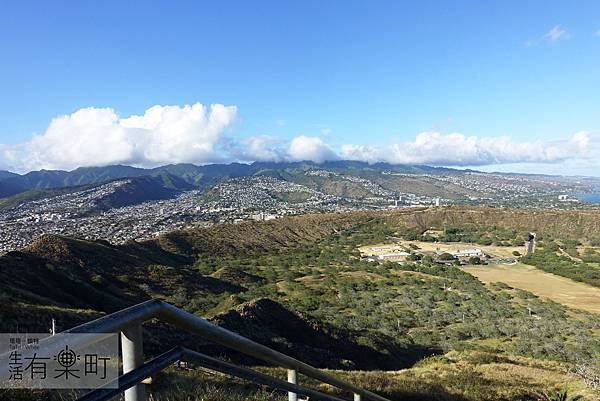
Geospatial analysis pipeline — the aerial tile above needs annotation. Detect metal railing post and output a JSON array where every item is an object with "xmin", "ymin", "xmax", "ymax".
[
  {"xmin": 121, "ymin": 324, "xmax": 145, "ymax": 401},
  {"xmin": 12, "ymin": 300, "xmax": 391, "ymax": 401},
  {"xmin": 287, "ymin": 369, "xmax": 298, "ymax": 401}
]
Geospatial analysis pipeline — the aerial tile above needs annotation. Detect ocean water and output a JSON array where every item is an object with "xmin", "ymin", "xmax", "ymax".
[{"xmin": 576, "ymin": 193, "xmax": 600, "ymax": 204}]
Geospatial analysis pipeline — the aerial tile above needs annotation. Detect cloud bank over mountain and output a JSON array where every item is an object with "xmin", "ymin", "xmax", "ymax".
[
  {"xmin": 340, "ymin": 131, "xmax": 593, "ymax": 166},
  {"xmin": 0, "ymin": 103, "xmax": 237, "ymax": 172},
  {"xmin": 0, "ymin": 103, "xmax": 597, "ymax": 174}
]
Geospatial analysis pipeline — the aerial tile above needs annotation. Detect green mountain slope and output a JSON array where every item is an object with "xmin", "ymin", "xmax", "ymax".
[
  {"xmin": 0, "ymin": 161, "xmax": 499, "ymax": 199},
  {"xmin": 0, "ymin": 170, "xmax": 18, "ymax": 181},
  {"xmin": 0, "ymin": 173, "xmax": 193, "ymax": 212},
  {"xmin": 1, "ymin": 208, "xmax": 600, "ymax": 400}
]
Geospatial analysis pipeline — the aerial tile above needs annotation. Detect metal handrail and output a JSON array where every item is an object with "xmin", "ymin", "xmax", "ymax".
[
  {"xmin": 78, "ymin": 347, "xmax": 350, "ymax": 401},
  {"xmin": 1, "ymin": 299, "xmax": 391, "ymax": 401}
]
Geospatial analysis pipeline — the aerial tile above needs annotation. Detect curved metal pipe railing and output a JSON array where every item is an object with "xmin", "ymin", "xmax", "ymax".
[
  {"xmin": 0, "ymin": 299, "xmax": 391, "ymax": 401},
  {"xmin": 77, "ymin": 346, "xmax": 351, "ymax": 401}
]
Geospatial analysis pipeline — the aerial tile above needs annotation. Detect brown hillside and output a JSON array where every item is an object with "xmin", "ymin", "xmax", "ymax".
[
  {"xmin": 153, "ymin": 212, "xmax": 370, "ymax": 257},
  {"xmin": 382, "ymin": 206, "xmax": 600, "ymax": 238}
]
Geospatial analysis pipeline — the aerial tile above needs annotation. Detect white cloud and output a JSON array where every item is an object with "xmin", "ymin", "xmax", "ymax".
[
  {"xmin": 526, "ymin": 25, "xmax": 571, "ymax": 47},
  {"xmin": 287, "ymin": 135, "xmax": 338, "ymax": 163},
  {"xmin": 1, "ymin": 103, "xmax": 237, "ymax": 172},
  {"xmin": 233, "ymin": 131, "xmax": 596, "ymax": 168},
  {"xmin": 340, "ymin": 131, "xmax": 595, "ymax": 166},
  {"xmin": 233, "ymin": 135, "xmax": 338, "ymax": 164},
  {"xmin": 0, "ymin": 103, "xmax": 596, "ymax": 175},
  {"xmin": 544, "ymin": 25, "xmax": 571, "ymax": 42},
  {"xmin": 236, "ymin": 135, "xmax": 286, "ymax": 162},
  {"xmin": 0, "ymin": 145, "xmax": 13, "ymax": 171}
]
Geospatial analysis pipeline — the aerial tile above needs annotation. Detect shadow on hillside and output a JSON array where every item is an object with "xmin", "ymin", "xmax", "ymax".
[{"xmin": 143, "ymin": 320, "xmax": 442, "ymax": 372}]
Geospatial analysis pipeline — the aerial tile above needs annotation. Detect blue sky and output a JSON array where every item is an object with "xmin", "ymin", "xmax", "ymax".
[{"xmin": 0, "ymin": 1, "xmax": 599, "ymax": 175}]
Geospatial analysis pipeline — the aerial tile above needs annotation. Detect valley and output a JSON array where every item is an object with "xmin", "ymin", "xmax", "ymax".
[
  {"xmin": 2, "ymin": 206, "xmax": 600, "ymax": 400},
  {"xmin": 3, "ymin": 4, "xmax": 600, "ymax": 400}
]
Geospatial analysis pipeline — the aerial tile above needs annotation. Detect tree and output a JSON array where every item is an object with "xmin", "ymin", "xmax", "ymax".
[
  {"xmin": 439, "ymin": 252, "xmax": 455, "ymax": 261},
  {"xmin": 422, "ymin": 255, "xmax": 434, "ymax": 265},
  {"xmin": 479, "ymin": 237, "xmax": 493, "ymax": 246},
  {"xmin": 468, "ymin": 256, "xmax": 481, "ymax": 265}
]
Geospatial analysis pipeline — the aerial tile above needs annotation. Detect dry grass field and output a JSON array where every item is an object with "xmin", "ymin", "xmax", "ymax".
[
  {"xmin": 142, "ymin": 350, "xmax": 596, "ymax": 401},
  {"xmin": 464, "ymin": 263, "xmax": 600, "ymax": 314}
]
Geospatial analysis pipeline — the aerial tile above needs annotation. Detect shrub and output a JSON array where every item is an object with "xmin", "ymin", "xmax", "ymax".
[
  {"xmin": 439, "ymin": 253, "xmax": 455, "ymax": 261},
  {"xmin": 468, "ymin": 256, "xmax": 481, "ymax": 265},
  {"xmin": 90, "ymin": 274, "xmax": 104, "ymax": 285}
]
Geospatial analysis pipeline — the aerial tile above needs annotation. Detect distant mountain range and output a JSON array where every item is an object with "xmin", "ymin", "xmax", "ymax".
[
  {"xmin": 0, "ymin": 161, "xmax": 471, "ymax": 199},
  {"xmin": 0, "ymin": 170, "xmax": 18, "ymax": 180}
]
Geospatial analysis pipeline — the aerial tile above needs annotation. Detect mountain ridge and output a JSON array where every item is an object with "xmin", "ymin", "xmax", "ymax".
[
  {"xmin": 0, "ymin": 170, "xmax": 19, "ymax": 180},
  {"xmin": 0, "ymin": 161, "xmax": 490, "ymax": 199}
]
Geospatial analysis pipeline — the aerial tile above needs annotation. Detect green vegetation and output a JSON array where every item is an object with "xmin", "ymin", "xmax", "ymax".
[
  {"xmin": 539, "ymin": 389, "xmax": 584, "ymax": 401},
  {"xmin": 2, "ymin": 208, "xmax": 600, "ymax": 400},
  {"xmin": 468, "ymin": 256, "xmax": 482, "ymax": 264},
  {"xmin": 141, "ymin": 354, "xmax": 594, "ymax": 401},
  {"xmin": 522, "ymin": 242, "xmax": 600, "ymax": 288},
  {"xmin": 399, "ymin": 224, "xmax": 529, "ymax": 247},
  {"xmin": 181, "ymin": 215, "xmax": 600, "ymax": 398}
]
